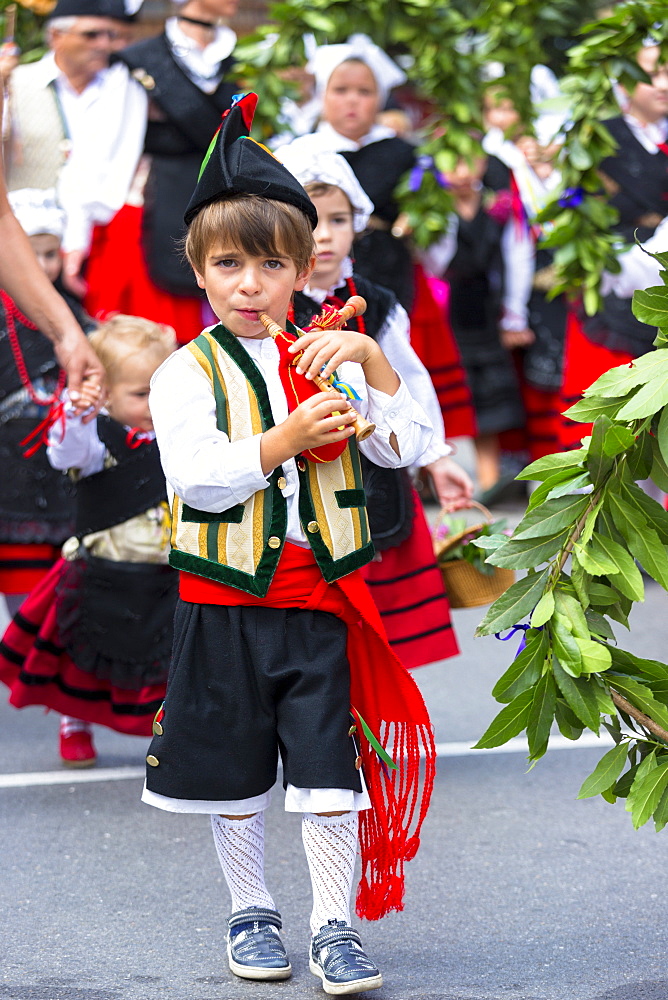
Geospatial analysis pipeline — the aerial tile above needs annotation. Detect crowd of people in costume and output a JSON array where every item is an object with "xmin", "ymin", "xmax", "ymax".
[{"xmin": 1, "ymin": 0, "xmax": 668, "ymax": 993}]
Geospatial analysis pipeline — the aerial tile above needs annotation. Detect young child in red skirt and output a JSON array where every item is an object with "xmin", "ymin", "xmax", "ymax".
[
  {"xmin": 143, "ymin": 93, "xmax": 446, "ymax": 994},
  {"xmin": 0, "ymin": 315, "xmax": 177, "ymax": 767},
  {"xmin": 277, "ymin": 145, "xmax": 473, "ymax": 669}
]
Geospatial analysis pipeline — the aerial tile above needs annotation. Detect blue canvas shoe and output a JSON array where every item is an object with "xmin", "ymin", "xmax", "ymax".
[
  {"xmin": 226, "ymin": 906, "xmax": 291, "ymax": 981},
  {"xmin": 309, "ymin": 919, "xmax": 383, "ymax": 995}
]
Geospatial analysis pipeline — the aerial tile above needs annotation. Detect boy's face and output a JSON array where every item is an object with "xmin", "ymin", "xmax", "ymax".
[
  {"xmin": 194, "ymin": 245, "xmax": 314, "ymax": 338},
  {"xmin": 483, "ymin": 94, "xmax": 521, "ymax": 137},
  {"xmin": 628, "ymin": 45, "xmax": 668, "ymax": 124},
  {"xmin": 309, "ymin": 188, "xmax": 355, "ymax": 290},
  {"xmin": 29, "ymin": 233, "xmax": 62, "ymax": 283}
]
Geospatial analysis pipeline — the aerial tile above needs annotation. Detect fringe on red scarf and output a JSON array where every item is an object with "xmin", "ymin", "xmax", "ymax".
[{"xmin": 336, "ymin": 572, "xmax": 436, "ymax": 920}]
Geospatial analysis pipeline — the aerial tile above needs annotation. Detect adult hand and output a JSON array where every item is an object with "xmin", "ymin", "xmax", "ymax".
[
  {"xmin": 53, "ymin": 330, "xmax": 105, "ymax": 422},
  {"xmin": 500, "ymin": 326, "xmax": 535, "ymax": 350},
  {"xmin": 423, "ymin": 456, "xmax": 473, "ymax": 511},
  {"xmin": 62, "ymin": 249, "xmax": 89, "ymax": 298}
]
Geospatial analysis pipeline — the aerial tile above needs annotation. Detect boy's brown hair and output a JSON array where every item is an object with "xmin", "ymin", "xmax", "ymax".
[
  {"xmin": 184, "ymin": 194, "xmax": 315, "ymax": 275},
  {"xmin": 88, "ymin": 315, "xmax": 176, "ymax": 384}
]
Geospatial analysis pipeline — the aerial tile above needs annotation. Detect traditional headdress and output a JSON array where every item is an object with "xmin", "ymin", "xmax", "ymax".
[
  {"xmin": 8, "ymin": 188, "xmax": 65, "ymax": 240},
  {"xmin": 184, "ymin": 92, "xmax": 318, "ymax": 228},
  {"xmin": 276, "ymin": 147, "xmax": 373, "ymax": 233},
  {"xmin": 307, "ymin": 33, "xmax": 406, "ymax": 107}
]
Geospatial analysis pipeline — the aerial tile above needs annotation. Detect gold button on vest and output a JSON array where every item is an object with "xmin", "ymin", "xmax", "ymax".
[
  {"xmin": 355, "ymin": 755, "xmax": 363, "ymax": 770},
  {"xmin": 307, "ymin": 521, "xmax": 320, "ymax": 534},
  {"xmin": 297, "ymin": 459, "xmax": 306, "ymax": 472},
  {"xmin": 277, "ymin": 476, "xmax": 287, "ymax": 490},
  {"xmin": 268, "ymin": 536, "xmax": 281, "ymax": 549},
  {"xmin": 146, "ymin": 755, "xmax": 160, "ymax": 767},
  {"xmin": 152, "ymin": 721, "xmax": 163, "ymax": 736}
]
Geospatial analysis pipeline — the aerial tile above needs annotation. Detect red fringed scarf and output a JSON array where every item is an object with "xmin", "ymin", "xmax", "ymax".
[{"xmin": 180, "ymin": 542, "xmax": 436, "ymax": 920}]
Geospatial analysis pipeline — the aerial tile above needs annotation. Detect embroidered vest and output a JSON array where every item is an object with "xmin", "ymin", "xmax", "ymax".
[
  {"xmin": 169, "ymin": 325, "xmax": 374, "ymax": 596},
  {"xmin": 8, "ymin": 65, "xmax": 67, "ymax": 192}
]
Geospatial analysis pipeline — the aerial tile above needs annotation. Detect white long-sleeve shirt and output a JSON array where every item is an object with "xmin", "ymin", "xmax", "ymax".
[{"xmin": 149, "ymin": 333, "xmax": 437, "ymax": 547}]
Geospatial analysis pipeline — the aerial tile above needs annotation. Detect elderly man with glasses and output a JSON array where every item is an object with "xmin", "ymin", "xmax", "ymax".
[{"xmin": 6, "ymin": 0, "xmax": 147, "ymax": 297}]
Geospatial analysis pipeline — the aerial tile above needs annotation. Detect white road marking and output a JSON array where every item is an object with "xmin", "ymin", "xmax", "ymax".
[
  {"xmin": 0, "ymin": 765, "xmax": 145, "ymax": 789},
  {"xmin": 0, "ymin": 735, "xmax": 616, "ymax": 789}
]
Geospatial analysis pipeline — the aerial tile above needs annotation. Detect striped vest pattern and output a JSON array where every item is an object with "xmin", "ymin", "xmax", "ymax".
[
  {"xmin": 8, "ymin": 66, "xmax": 67, "ymax": 192},
  {"xmin": 169, "ymin": 325, "xmax": 374, "ymax": 596}
]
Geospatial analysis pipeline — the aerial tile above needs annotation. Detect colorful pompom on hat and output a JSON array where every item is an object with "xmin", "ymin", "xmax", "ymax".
[{"xmin": 184, "ymin": 92, "xmax": 318, "ymax": 229}]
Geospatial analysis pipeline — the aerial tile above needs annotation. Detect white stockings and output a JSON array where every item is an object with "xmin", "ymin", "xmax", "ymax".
[
  {"xmin": 302, "ymin": 812, "xmax": 358, "ymax": 936},
  {"xmin": 211, "ymin": 812, "xmax": 276, "ymax": 913}
]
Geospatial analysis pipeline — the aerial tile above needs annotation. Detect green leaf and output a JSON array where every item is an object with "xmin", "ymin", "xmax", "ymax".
[
  {"xmin": 585, "ymin": 350, "xmax": 668, "ymax": 399},
  {"xmin": 553, "ymin": 659, "xmax": 601, "ymax": 732},
  {"xmin": 472, "ymin": 686, "xmax": 535, "ymax": 749},
  {"xmin": 609, "ymin": 675, "xmax": 668, "ymax": 733},
  {"xmin": 651, "ymin": 436, "xmax": 668, "ymax": 492},
  {"xmin": 547, "ymin": 473, "xmax": 592, "ymax": 499},
  {"xmin": 609, "ymin": 647, "xmax": 668, "ymax": 682},
  {"xmin": 624, "ymin": 522, "xmax": 668, "ymax": 590},
  {"xmin": 574, "ymin": 637, "xmax": 612, "ymax": 673},
  {"xmin": 573, "ymin": 537, "xmax": 619, "ymax": 577},
  {"xmin": 475, "ymin": 568, "xmax": 550, "ymax": 637},
  {"xmin": 555, "ymin": 698, "xmax": 585, "ymax": 740},
  {"xmin": 488, "ymin": 530, "xmax": 569, "ymax": 570},
  {"xmin": 554, "ymin": 590, "xmax": 590, "ymax": 639},
  {"xmin": 603, "ymin": 424, "xmax": 636, "ymax": 457},
  {"xmin": 553, "ymin": 615, "xmax": 583, "ymax": 677},
  {"xmin": 626, "ymin": 755, "xmax": 668, "ymax": 830},
  {"xmin": 527, "ymin": 672, "xmax": 557, "ymax": 760},
  {"xmin": 657, "ymin": 405, "xmax": 668, "ymax": 468},
  {"xmin": 632, "ymin": 287, "xmax": 668, "ymax": 328},
  {"xmin": 617, "ymin": 376, "xmax": 668, "ymax": 420},
  {"xmin": 531, "ymin": 591, "xmax": 555, "ymax": 628},
  {"xmin": 564, "ymin": 395, "xmax": 627, "ymax": 423},
  {"xmin": 614, "ymin": 762, "xmax": 639, "ymax": 799},
  {"xmin": 584, "ymin": 608, "xmax": 616, "ymax": 640},
  {"xmin": 570, "ymin": 559, "xmax": 591, "ymax": 610},
  {"xmin": 577, "ymin": 742, "xmax": 629, "ymax": 798},
  {"xmin": 620, "ymin": 481, "xmax": 668, "ymax": 544},
  {"xmin": 513, "ymin": 495, "xmax": 590, "ymax": 540},
  {"xmin": 654, "ymin": 783, "xmax": 668, "ymax": 832},
  {"xmin": 587, "ymin": 415, "xmax": 614, "ymax": 485},
  {"xmin": 516, "ymin": 450, "xmax": 587, "ymax": 482},
  {"xmin": 588, "ymin": 582, "xmax": 620, "ymax": 607},
  {"xmin": 492, "ymin": 630, "xmax": 549, "ymax": 703},
  {"xmin": 591, "ymin": 533, "xmax": 644, "ymax": 602}
]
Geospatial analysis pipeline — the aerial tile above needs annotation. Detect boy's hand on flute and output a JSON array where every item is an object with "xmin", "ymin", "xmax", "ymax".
[
  {"xmin": 290, "ymin": 327, "xmax": 377, "ymax": 383},
  {"xmin": 289, "ymin": 327, "xmax": 399, "ymax": 398},
  {"xmin": 260, "ymin": 391, "xmax": 356, "ymax": 475}
]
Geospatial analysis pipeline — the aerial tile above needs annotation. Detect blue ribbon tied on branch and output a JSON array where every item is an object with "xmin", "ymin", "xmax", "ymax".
[
  {"xmin": 557, "ymin": 186, "xmax": 584, "ymax": 209},
  {"xmin": 408, "ymin": 155, "xmax": 449, "ymax": 193},
  {"xmin": 495, "ymin": 623, "xmax": 535, "ymax": 656}
]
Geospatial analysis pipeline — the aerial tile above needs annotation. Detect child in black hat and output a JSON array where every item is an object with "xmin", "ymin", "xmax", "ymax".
[{"xmin": 145, "ymin": 93, "xmax": 438, "ymax": 995}]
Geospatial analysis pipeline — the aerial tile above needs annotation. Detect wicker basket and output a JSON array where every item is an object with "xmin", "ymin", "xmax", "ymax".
[{"xmin": 433, "ymin": 501, "xmax": 515, "ymax": 609}]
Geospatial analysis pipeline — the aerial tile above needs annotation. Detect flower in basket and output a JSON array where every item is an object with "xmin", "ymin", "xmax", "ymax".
[{"xmin": 435, "ymin": 512, "xmax": 508, "ymax": 577}]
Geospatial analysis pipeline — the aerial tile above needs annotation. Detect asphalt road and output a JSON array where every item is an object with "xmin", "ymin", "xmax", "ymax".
[{"xmin": 2, "ymin": 496, "xmax": 668, "ymax": 1000}]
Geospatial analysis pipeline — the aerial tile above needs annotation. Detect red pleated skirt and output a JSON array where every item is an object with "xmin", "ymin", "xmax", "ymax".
[
  {"xmin": 360, "ymin": 490, "xmax": 459, "ymax": 669},
  {"xmin": 0, "ymin": 558, "xmax": 164, "ymax": 735},
  {"xmin": 0, "ymin": 542, "xmax": 61, "ymax": 594},
  {"xmin": 84, "ymin": 204, "xmax": 205, "ymax": 346},
  {"xmin": 558, "ymin": 311, "xmax": 633, "ymax": 451},
  {"xmin": 409, "ymin": 266, "xmax": 477, "ymax": 440}
]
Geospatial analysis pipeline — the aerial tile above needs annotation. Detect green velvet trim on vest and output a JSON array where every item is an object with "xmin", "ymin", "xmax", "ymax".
[
  {"xmin": 335, "ymin": 489, "xmax": 367, "ymax": 509},
  {"xmin": 193, "ymin": 333, "xmax": 229, "ymax": 434},
  {"xmin": 181, "ymin": 503, "xmax": 245, "ymax": 524}
]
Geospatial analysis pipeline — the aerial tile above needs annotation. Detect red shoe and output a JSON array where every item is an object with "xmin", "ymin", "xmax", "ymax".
[{"xmin": 59, "ymin": 729, "xmax": 97, "ymax": 768}]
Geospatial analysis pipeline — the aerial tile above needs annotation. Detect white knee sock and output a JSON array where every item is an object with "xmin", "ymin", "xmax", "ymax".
[
  {"xmin": 302, "ymin": 812, "xmax": 359, "ymax": 936},
  {"xmin": 211, "ymin": 812, "xmax": 276, "ymax": 914}
]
